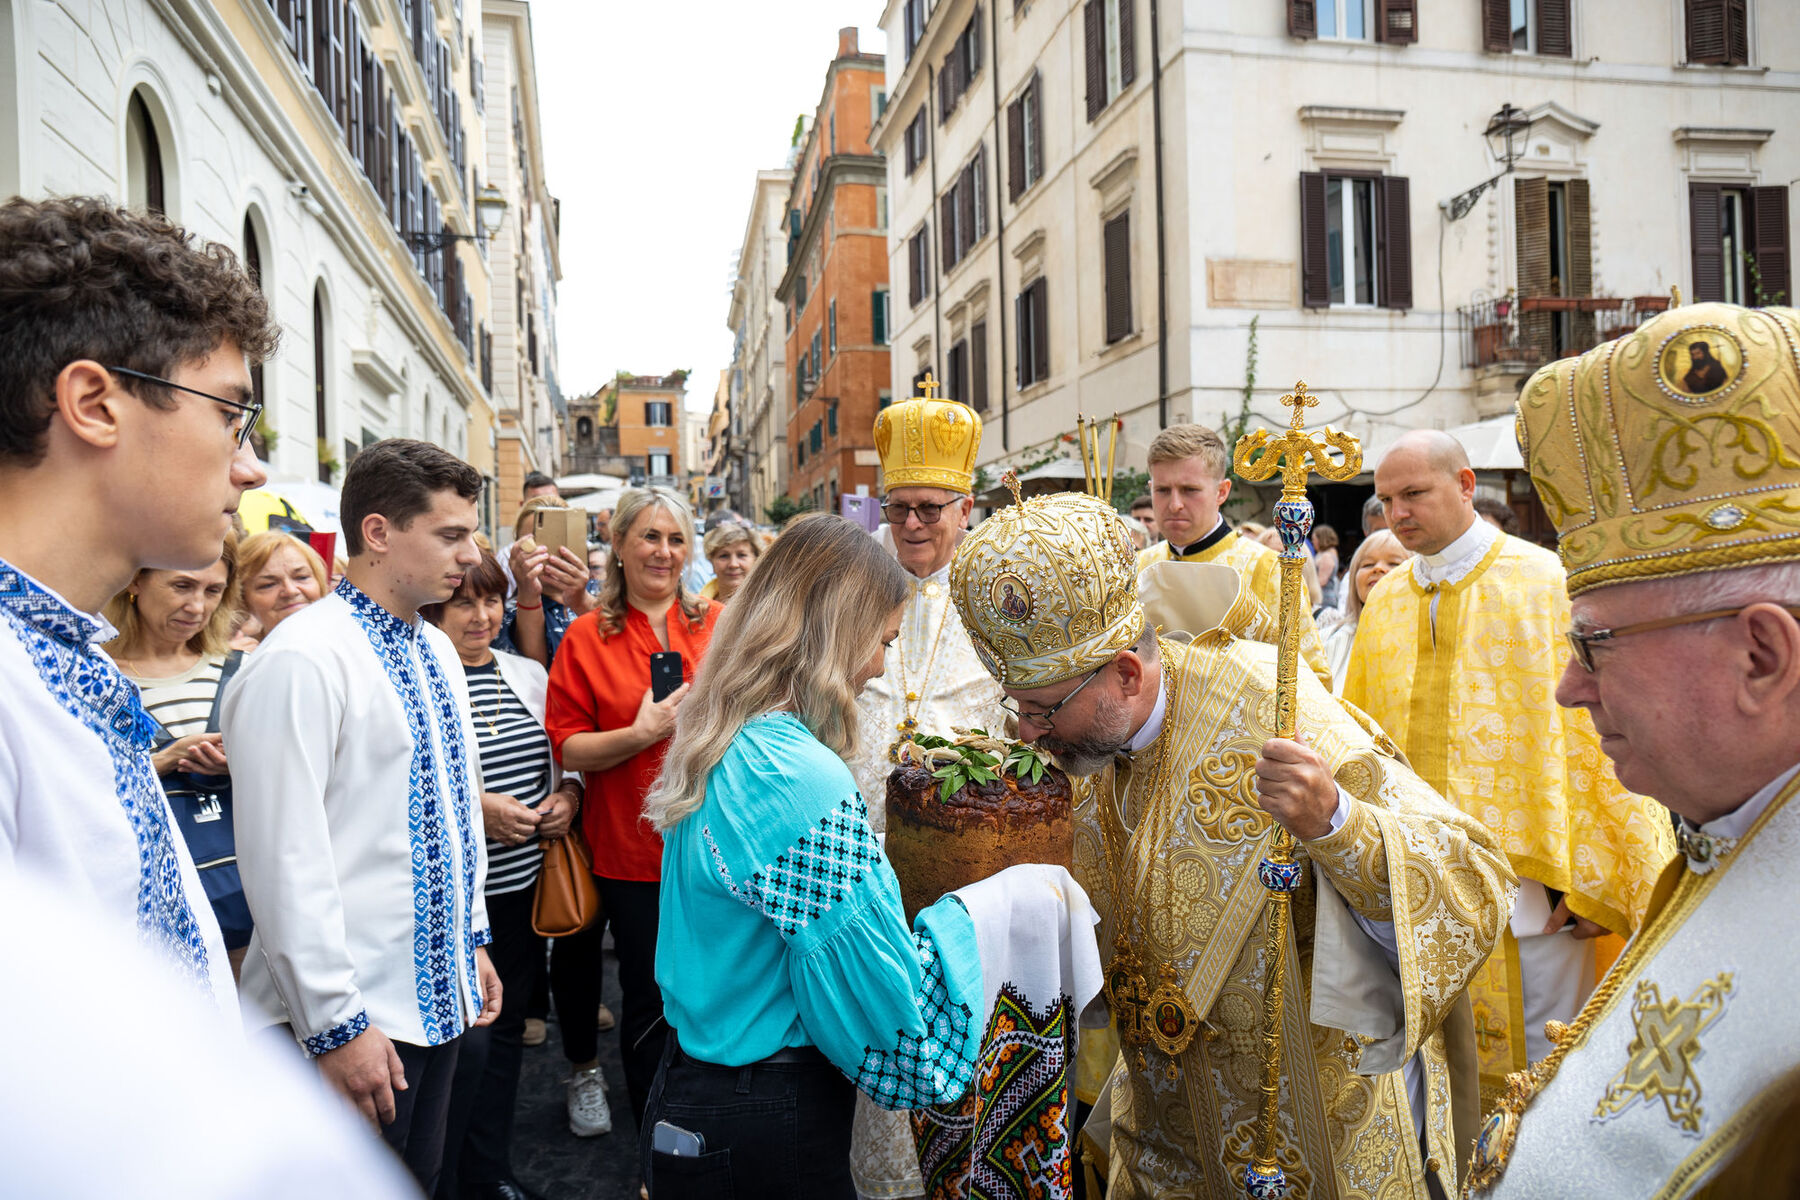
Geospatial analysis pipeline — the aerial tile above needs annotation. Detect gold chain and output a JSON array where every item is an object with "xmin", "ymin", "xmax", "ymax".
[{"xmin": 892, "ymin": 580, "xmax": 953, "ymax": 741}]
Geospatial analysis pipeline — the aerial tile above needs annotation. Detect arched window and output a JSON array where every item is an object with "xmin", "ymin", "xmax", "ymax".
[
  {"xmin": 313, "ymin": 286, "xmax": 329, "ymax": 483},
  {"xmin": 243, "ymin": 214, "xmax": 267, "ymax": 458},
  {"xmin": 125, "ymin": 91, "xmax": 165, "ymax": 215}
]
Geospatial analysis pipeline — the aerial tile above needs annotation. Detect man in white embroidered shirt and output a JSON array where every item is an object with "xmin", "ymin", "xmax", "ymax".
[
  {"xmin": 0, "ymin": 197, "xmax": 274, "ymax": 1019},
  {"xmin": 225, "ymin": 439, "xmax": 500, "ymax": 1191}
]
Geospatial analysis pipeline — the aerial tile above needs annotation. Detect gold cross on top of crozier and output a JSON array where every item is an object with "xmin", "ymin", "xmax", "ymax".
[{"xmin": 1281, "ymin": 380, "xmax": 1319, "ymax": 431}]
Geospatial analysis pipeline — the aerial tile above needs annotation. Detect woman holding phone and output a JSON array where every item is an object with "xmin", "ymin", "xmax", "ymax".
[{"xmin": 546, "ymin": 487, "xmax": 722, "ymax": 1141}]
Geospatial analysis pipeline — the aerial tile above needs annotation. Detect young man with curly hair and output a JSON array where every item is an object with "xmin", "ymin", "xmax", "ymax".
[{"xmin": 0, "ymin": 196, "xmax": 277, "ymax": 1016}]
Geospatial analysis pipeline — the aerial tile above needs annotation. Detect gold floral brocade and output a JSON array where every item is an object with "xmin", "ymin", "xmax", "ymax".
[{"xmin": 1074, "ymin": 639, "xmax": 1514, "ymax": 1199}]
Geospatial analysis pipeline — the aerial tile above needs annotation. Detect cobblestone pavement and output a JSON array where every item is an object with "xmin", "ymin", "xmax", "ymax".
[{"xmin": 509, "ymin": 943, "xmax": 642, "ymax": 1200}]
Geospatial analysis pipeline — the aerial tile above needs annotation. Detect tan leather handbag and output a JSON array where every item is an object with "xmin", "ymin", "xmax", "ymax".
[{"xmin": 533, "ymin": 829, "xmax": 602, "ymax": 937}]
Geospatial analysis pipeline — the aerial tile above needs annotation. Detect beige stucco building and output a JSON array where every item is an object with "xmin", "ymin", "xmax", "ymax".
[
  {"xmin": 725, "ymin": 167, "xmax": 795, "ymax": 521},
  {"xmin": 873, "ymin": 0, "xmax": 1797, "ymax": 488},
  {"xmin": 0, "ymin": 0, "xmax": 555, "ymax": 534}
]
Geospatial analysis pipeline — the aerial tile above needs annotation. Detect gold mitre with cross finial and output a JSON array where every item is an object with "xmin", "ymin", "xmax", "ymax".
[
  {"xmin": 873, "ymin": 372, "xmax": 983, "ymax": 495},
  {"xmin": 948, "ymin": 475, "xmax": 1144, "ymax": 689},
  {"xmin": 1516, "ymin": 301, "xmax": 1800, "ymax": 596}
]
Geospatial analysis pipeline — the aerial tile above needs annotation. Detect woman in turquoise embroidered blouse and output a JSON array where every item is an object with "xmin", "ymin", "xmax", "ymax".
[{"xmin": 642, "ymin": 515, "xmax": 985, "ymax": 1198}]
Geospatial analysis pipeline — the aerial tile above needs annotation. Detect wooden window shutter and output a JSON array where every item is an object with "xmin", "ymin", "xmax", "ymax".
[
  {"xmin": 1750, "ymin": 186, "xmax": 1792, "ymax": 304},
  {"xmin": 1538, "ymin": 0, "xmax": 1572, "ymax": 56},
  {"xmin": 941, "ymin": 190, "xmax": 958, "ymax": 271},
  {"xmin": 872, "ymin": 289, "xmax": 887, "ymax": 344},
  {"xmin": 1515, "ymin": 177, "xmax": 1551, "ymax": 356},
  {"xmin": 1689, "ymin": 183, "xmax": 1725, "ymax": 302},
  {"xmin": 1084, "ymin": 0, "xmax": 1106, "ymax": 122},
  {"xmin": 1377, "ymin": 0, "xmax": 1416, "ymax": 45},
  {"xmin": 960, "ymin": 161, "xmax": 978, "ymax": 255},
  {"xmin": 939, "ymin": 55, "xmax": 954, "ymax": 123},
  {"xmin": 909, "ymin": 231, "xmax": 923, "ymax": 306},
  {"xmin": 1016, "ymin": 290, "xmax": 1027, "ymax": 388},
  {"xmin": 1288, "ymin": 0, "xmax": 1316, "ymax": 39},
  {"xmin": 1567, "ymin": 179, "xmax": 1593, "ymax": 297},
  {"xmin": 1686, "ymin": 0, "xmax": 1727, "ymax": 64},
  {"xmin": 1118, "ymin": 0, "xmax": 1136, "ymax": 88},
  {"xmin": 949, "ymin": 340, "xmax": 968, "ymax": 407},
  {"xmin": 971, "ymin": 321, "xmax": 989, "ymax": 411},
  {"xmin": 1104, "ymin": 210, "xmax": 1132, "ymax": 342},
  {"xmin": 1726, "ymin": 0, "xmax": 1748, "ymax": 65},
  {"xmin": 1482, "ymin": 0, "xmax": 1512, "ymax": 52},
  {"xmin": 1032, "ymin": 278, "xmax": 1050, "ymax": 381},
  {"xmin": 1299, "ymin": 173, "xmax": 1329, "ymax": 308},
  {"xmin": 1007, "ymin": 96, "xmax": 1026, "ymax": 200},
  {"xmin": 1379, "ymin": 176, "xmax": 1413, "ymax": 310}
]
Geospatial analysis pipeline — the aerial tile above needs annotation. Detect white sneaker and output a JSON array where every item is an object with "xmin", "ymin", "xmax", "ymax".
[{"xmin": 566, "ymin": 1065, "xmax": 614, "ymax": 1137}]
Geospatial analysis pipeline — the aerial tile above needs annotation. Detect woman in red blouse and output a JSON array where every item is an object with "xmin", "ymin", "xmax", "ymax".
[{"xmin": 546, "ymin": 487, "xmax": 721, "ymax": 1137}]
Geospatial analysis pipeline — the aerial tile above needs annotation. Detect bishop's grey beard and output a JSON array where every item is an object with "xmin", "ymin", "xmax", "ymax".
[{"xmin": 1033, "ymin": 691, "xmax": 1137, "ymax": 777}]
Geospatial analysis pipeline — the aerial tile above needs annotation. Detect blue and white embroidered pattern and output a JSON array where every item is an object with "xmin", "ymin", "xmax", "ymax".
[
  {"xmin": 304, "ymin": 1009, "xmax": 371, "ymax": 1056},
  {"xmin": 705, "ymin": 792, "xmax": 884, "ymax": 937},
  {"xmin": 855, "ymin": 933, "xmax": 980, "ymax": 1110},
  {"xmin": 0, "ymin": 560, "xmax": 214, "ymax": 995},
  {"xmin": 337, "ymin": 580, "xmax": 482, "ymax": 1044}
]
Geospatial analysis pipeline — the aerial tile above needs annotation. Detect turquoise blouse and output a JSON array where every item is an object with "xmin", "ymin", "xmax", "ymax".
[{"xmin": 655, "ymin": 712, "xmax": 983, "ymax": 1110}]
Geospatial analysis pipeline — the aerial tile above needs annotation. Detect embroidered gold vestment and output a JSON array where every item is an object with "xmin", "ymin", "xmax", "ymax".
[
  {"xmin": 1076, "ymin": 636, "xmax": 1515, "ymax": 1199},
  {"xmin": 1138, "ymin": 530, "xmax": 1333, "ymax": 689},
  {"xmin": 1343, "ymin": 535, "xmax": 1676, "ymax": 1101}
]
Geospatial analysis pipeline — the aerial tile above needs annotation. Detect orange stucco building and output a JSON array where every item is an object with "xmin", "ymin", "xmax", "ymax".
[{"xmin": 776, "ymin": 29, "xmax": 892, "ymax": 510}]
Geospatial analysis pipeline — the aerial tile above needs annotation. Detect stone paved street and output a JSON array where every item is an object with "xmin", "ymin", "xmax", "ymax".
[{"xmin": 510, "ymin": 943, "xmax": 641, "ymax": 1200}]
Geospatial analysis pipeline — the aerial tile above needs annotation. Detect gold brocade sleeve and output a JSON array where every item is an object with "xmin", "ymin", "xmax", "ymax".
[{"xmin": 1294, "ymin": 665, "xmax": 1519, "ymax": 1062}]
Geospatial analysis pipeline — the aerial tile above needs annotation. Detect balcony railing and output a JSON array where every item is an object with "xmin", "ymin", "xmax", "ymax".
[{"xmin": 1460, "ymin": 295, "xmax": 1673, "ymax": 370}]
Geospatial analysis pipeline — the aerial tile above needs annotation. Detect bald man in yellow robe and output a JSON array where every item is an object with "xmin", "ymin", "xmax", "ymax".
[{"xmin": 1344, "ymin": 431, "xmax": 1675, "ymax": 1109}]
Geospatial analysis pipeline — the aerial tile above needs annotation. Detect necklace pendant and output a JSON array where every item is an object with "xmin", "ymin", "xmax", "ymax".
[{"xmin": 1143, "ymin": 962, "xmax": 1200, "ymax": 1058}]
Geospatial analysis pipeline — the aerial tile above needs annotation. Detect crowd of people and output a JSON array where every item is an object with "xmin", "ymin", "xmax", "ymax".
[{"xmin": 8, "ymin": 194, "xmax": 1800, "ymax": 1200}]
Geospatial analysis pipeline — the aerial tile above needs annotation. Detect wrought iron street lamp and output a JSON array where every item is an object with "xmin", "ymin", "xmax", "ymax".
[
  {"xmin": 1440, "ymin": 104, "xmax": 1535, "ymax": 222},
  {"xmin": 404, "ymin": 183, "xmax": 509, "ymax": 252}
]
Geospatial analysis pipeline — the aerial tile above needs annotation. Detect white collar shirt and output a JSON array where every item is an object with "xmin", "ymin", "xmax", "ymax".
[
  {"xmin": 1413, "ymin": 514, "xmax": 1498, "ymax": 589},
  {"xmin": 222, "ymin": 582, "xmax": 490, "ymax": 1053}
]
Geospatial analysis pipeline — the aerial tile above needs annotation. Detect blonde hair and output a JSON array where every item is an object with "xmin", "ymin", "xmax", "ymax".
[
  {"xmin": 645, "ymin": 514, "xmax": 910, "ymax": 831},
  {"xmin": 1343, "ymin": 529, "xmax": 1408, "ymax": 622},
  {"xmin": 237, "ymin": 531, "xmax": 329, "ymax": 599},
  {"xmin": 703, "ymin": 522, "xmax": 760, "ymax": 562},
  {"xmin": 105, "ymin": 530, "xmax": 240, "ymax": 659},
  {"xmin": 1146, "ymin": 423, "xmax": 1230, "ymax": 479},
  {"xmin": 597, "ymin": 488, "xmax": 708, "ymax": 637}
]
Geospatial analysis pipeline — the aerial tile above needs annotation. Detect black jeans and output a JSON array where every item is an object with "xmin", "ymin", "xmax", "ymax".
[
  {"xmin": 438, "ymin": 886, "xmax": 543, "ymax": 1195},
  {"xmin": 642, "ymin": 1037, "xmax": 855, "ymax": 1200},
  {"xmin": 555, "ymin": 876, "xmax": 666, "ymax": 1129},
  {"xmin": 383, "ymin": 1036, "xmax": 462, "ymax": 1194}
]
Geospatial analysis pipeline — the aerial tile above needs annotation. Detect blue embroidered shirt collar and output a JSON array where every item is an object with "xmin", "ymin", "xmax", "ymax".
[
  {"xmin": 0, "ymin": 557, "xmax": 108, "ymax": 648},
  {"xmin": 335, "ymin": 577, "xmax": 420, "ymax": 640}
]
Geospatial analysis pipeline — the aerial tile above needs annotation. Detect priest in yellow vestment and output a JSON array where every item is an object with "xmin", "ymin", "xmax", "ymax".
[
  {"xmin": 1135, "ymin": 423, "xmax": 1333, "ymax": 689},
  {"xmin": 1467, "ymin": 302, "xmax": 1800, "ymax": 1197},
  {"xmin": 950, "ymin": 490, "xmax": 1515, "ymax": 1199},
  {"xmin": 1344, "ymin": 432, "xmax": 1676, "ymax": 1110}
]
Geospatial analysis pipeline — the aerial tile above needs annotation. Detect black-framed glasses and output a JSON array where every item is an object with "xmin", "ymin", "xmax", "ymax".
[
  {"xmin": 1565, "ymin": 605, "xmax": 1800, "ymax": 672},
  {"xmin": 105, "ymin": 365, "xmax": 262, "ymax": 449},
  {"xmin": 882, "ymin": 500, "xmax": 948, "ymax": 526},
  {"xmin": 998, "ymin": 666, "xmax": 1104, "ymax": 731}
]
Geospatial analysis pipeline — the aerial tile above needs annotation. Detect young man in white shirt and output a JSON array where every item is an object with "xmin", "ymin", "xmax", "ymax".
[
  {"xmin": 225, "ymin": 439, "xmax": 501, "ymax": 1191},
  {"xmin": 0, "ymin": 196, "xmax": 275, "ymax": 1018}
]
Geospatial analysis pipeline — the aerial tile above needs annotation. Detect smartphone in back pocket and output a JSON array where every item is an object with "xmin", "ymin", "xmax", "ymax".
[
  {"xmin": 650, "ymin": 651, "xmax": 684, "ymax": 702},
  {"xmin": 652, "ymin": 1119, "xmax": 705, "ymax": 1157}
]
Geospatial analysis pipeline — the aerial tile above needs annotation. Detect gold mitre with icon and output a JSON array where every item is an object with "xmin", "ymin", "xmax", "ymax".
[
  {"xmin": 1516, "ymin": 301, "xmax": 1800, "ymax": 596},
  {"xmin": 873, "ymin": 373, "xmax": 983, "ymax": 495},
  {"xmin": 948, "ymin": 483, "xmax": 1144, "ymax": 688}
]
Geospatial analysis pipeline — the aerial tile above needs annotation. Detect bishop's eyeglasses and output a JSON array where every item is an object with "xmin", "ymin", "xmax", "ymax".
[{"xmin": 1565, "ymin": 605, "xmax": 1800, "ymax": 672}]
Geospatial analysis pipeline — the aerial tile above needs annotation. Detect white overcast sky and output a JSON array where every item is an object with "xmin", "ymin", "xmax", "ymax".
[{"xmin": 531, "ymin": 5, "xmax": 888, "ymax": 413}]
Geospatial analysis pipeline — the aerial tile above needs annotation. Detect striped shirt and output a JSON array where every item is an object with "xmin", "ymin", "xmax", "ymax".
[
  {"xmin": 464, "ymin": 661, "xmax": 553, "ymax": 894},
  {"xmin": 127, "ymin": 654, "xmax": 228, "ymax": 739}
]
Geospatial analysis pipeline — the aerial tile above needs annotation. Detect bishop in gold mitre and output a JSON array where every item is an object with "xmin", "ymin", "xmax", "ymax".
[
  {"xmin": 949, "ymin": 489, "xmax": 1514, "ymax": 1199},
  {"xmin": 849, "ymin": 376, "xmax": 1006, "ymax": 1200},
  {"xmin": 1468, "ymin": 303, "xmax": 1800, "ymax": 1197},
  {"xmin": 1135, "ymin": 423, "xmax": 1335, "ymax": 689},
  {"xmin": 1343, "ymin": 429, "xmax": 1676, "ymax": 1111}
]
